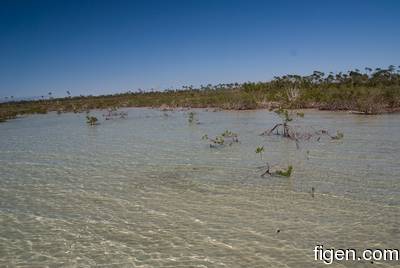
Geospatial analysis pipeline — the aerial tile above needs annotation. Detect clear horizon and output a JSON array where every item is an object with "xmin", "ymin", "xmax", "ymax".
[{"xmin": 1, "ymin": 0, "xmax": 400, "ymax": 98}]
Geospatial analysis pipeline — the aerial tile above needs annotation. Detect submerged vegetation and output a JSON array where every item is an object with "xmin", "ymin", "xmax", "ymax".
[{"xmin": 1, "ymin": 66, "xmax": 399, "ymax": 123}]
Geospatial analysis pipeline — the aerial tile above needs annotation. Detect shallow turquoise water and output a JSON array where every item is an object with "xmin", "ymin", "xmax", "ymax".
[{"xmin": 0, "ymin": 108, "xmax": 399, "ymax": 267}]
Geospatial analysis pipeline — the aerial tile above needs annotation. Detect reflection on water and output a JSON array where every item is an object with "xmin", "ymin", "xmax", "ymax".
[{"xmin": 0, "ymin": 108, "xmax": 399, "ymax": 267}]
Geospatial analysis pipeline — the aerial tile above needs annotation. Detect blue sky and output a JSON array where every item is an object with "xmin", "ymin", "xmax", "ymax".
[{"xmin": 1, "ymin": 0, "xmax": 399, "ymax": 98}]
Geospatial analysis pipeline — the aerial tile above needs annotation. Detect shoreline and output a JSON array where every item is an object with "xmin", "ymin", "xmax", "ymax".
[
  {"xmin": 1, "ymin": 103, "xmax": 399, "ymax": 124},
  {"xmin": 2, "ymin": 65, "xmax": 400, "ymax": 122}
]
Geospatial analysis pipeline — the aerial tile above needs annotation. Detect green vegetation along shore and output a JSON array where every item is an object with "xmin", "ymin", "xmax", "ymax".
[{"xmin": 1, "ymin": 66, "xmax": 400, "ymax": 122}]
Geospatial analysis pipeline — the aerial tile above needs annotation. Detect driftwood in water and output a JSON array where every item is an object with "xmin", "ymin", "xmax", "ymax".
[{"xmin": 261, "ymin": 122, "xmax": 301, "ymax": 148}]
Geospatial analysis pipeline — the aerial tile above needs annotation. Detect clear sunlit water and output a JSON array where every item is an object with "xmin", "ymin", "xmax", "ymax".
[{"xmin": 0, "ymin": 108, "xmax": 399, "ymax": 267}]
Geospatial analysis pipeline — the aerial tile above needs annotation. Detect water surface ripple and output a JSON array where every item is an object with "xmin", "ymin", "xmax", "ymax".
[{"xmin": 0, "ymin": 108, "xmax": 399, "ymax": 267}]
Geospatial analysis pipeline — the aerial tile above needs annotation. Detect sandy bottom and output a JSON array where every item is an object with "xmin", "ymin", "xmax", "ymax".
[{"xmin": 1, "ymin": 168, "xmax": 399, "ymax": 267}]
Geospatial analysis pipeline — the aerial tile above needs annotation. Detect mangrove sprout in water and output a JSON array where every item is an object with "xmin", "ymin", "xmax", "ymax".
[
  {"xmin": 255, "ymin": 146, "xmax": 265, "ymax": 160},
  {"xmin": 86, "ymin": 115, "xmax": 99, "ymax": 126},
  {"xmin": 103, "ymin": 107, "xmax": 128, "ymax": 120},
  {"xmin": 188, "ymin": 111, "xmax": 199, "ymax": 124},
  {"xmin": 202, "ymin": 130, "xmax": 239, "ymax": 148},
  {"xmin": 259, "ymin": 163, "xmax": 293, "ymax": 177}
]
